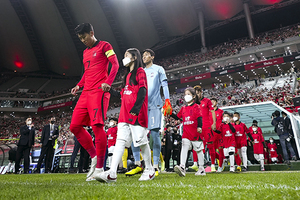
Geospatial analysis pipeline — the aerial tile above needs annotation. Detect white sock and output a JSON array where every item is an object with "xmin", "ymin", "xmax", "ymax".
[
  {"xmin": 153, "ymin": 164, "xmax": 158, "ymax": 169},
  {"xmin": 211, "ymin": 164, "xmax": 215, "ymax": 168},
  {"xmin": 241, "ymin": 147, "xmax": 248, "ymax": 168},
  {"xmin": 110, "ymin": 139, "xmax": 125, "ymax": 175},
  {"xmin": 140, "ymin": 143, "xmax": 153, "ymax": 170},
  {"xmin": 193, "ymin": 162, "xmax": 198, "ymax": 166},
  {"xmin": 180, "ymin": 139, "xmax": 190, "ymax": 168},
  {"xmin": 229, "ymin": 155, "xmax": 235, "ymax": 168},
  {"xmin": 197, "ymin": 150, "xmax": 204, "ymax": 168},
  {"xmin": 135, "ymin": 161, "xmax": 141, "ymax": 166}
]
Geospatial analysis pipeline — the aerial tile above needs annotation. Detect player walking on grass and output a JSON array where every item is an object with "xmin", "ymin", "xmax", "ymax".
[
  {"xmin": 194, "ymin": 86, "xmax": 217, "ymax": 172},
  {"xmin": 126, "ymin": 49, "xmax": 172, "ymax": 177},
  {"xmin": 233, "ymin": 112, "xmax": 254, "ymax": 172},
  {"xmin": 170, "ymin": 87, "xmax": 205, "ymax": 177},
  {"xmin": 70, "ymin": 23, "xmax": 119, "ymax": 181},
  {"xmin": 210, "ymin": 98, "xmax": 224, "ymax": 172},
  {"xmin": 215, "ymin": 112, "xmax": 236, "ymax": 172},
  {"xmin": 97, "ymin": 48, "xmax": 155, "ymax": 183}
]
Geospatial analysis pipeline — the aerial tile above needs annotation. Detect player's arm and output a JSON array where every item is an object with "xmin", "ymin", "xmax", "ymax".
[
  {"xmin": 71, "ymin": 73, "xmax": 85, "ymax": 95},
  {"xmin": 214, "ymin": 124, "xmax": 222, "ymax": 134},
  {"xmin": 197, "ymin": 117, "xmax": 203, "ymax": 133},
  {"xmin": 102, "ymin": 43, "xmax": 119, "ymax": 92},
  {"xmin": 211, "ymin": 109, "xmax": 217, "ymax": 131},
  {"xmin": 247, "ymin": 132, "xmax": 254, "ymax": 141},
  {"xmin": 158, "ymin": 67, "xmax": 172, "ymax": 116}
]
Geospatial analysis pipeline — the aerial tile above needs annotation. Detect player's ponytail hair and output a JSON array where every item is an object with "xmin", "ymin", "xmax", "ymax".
[{"xmin": 122, "ymin": 48, "xmax": 144, "ymax": 87}]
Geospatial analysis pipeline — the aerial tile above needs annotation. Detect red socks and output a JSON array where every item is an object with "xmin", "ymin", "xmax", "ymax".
[
  {"xmin": 192, "ymin": 150, "xmax": 198, "ymax": 162},
  {"xmin": 70, "ymin": 124, "xmax": 96, "ymax": 158},
  {"xmin": 92, "ymin": 124, "xmax": 107, "ymax": 168},
  {"xmin": 218, "ymin": 148, "xmax": 224, "ymax": 167},
  {"xmin": 207, "ymin": 143, "xmax": 216, "ymax": 165}
]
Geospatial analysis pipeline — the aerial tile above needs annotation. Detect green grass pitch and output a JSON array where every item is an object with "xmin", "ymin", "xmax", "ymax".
[{"xmin": 1, "ymin": 171, "xmax": 300, "ymax": 200}]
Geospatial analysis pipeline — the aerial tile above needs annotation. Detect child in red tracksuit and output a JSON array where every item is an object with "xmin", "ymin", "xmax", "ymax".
[
  {"xmin": 252, "ymin": 125, "xmax": 267, "ymax": 171},
  {"xmin": 267, "ymin": 137, "xmax": 278, "ymax": 164},
  {"xmin": 215, "ymin": 111, "xmax": 236, "ymax": 172}
]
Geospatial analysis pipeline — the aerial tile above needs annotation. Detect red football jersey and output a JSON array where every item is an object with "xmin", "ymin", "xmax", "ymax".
[
  {"xmin": 107, "ymin": 126, "xmax": 117, "ymax": 148},
  {"xmin": 217, "ymin": 123, "xmax": 236, "ymax": 148},
  {"xmin": 252, "ymin": 133, "xmax": 264, "ymax": 154},
  {"xmin": 118, "ymin": 68, "xmax": 148, "ymax": 128},
  {"xmin": 77, "ymin": 41, "xmax": 118, "ymax": 90},
  {"xmin": 177, "ymin": 103, "xmax": 202, "ymax": 141},
  {"xmin": 234, "ymin": 122, "xmax": 249, "ymax": 148},
  {"xmin": 267, "ymin": 143, "xmax": 278, "ymax": 158},
  {"xmin": 200, "ymin": 98, "xmax": 214, "ymax": 127},
  {"xmin": 249, "ymin": 126, "xmax": 263, "ymax": 137}
]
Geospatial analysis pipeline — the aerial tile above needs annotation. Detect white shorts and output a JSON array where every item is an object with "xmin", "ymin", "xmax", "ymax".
[
  {"xmin": 117, "ymin": 123, "xmax": 148, "ymax": 148},
  {"xmin": 223, "ymin": 147, "xmax": 235, "ymax": 157},
  {"xmin": 254, "ymin": 154, "xmax": 264, "ymax": 161},
  {"xmin": 182, "ymin": 138, "xmax": 204, "ymax": 152}
]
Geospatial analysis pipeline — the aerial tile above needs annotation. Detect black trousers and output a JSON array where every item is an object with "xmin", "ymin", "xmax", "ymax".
[
  {"xmin": 70, "ymin": 139, "xmax": 89, "ymax": 172},
  {"xmin": 165, "ymin": 149, "xmax": 172, "ymax": 169},
  {"xmin": 172, "ymin": 148, "xmax": 181, "ymax": 166},
  {"xmin": 37, "ymin": 140, "xmax": 54, "ymax": 172},
  {"xmin": 15, "ymin": 145, "xmax": 31, "ymax": 173}
]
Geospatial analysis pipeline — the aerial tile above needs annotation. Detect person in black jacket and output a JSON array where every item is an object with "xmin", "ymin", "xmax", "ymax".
[
  {"xmin": 15, "ymin": 117, "xmax": 35, "ymax": 174},
  {"xmin": 36, "ymin": 117, "xmax": 59, "ymax": 173},
  {"xmin": 172, "ymin": 127, "xmax": 181, "ymax": 166},
  {"xmin": 162, "ymin": 125, "xmax": 173, "ymax": 172},
  {"xmin": 281, "ymin": 112, "xmax": 297, "ymax": 161}
]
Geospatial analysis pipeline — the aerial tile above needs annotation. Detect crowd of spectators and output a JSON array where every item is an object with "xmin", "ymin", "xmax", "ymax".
[{"xmin": 155, "ymin": 25, "xmax": 299, "ymax": 70}]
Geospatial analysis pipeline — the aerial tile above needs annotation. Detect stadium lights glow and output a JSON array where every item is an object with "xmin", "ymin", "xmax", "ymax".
[
  {"xmin": 261, "ymin": 53, "xmax": 263, "ymax": 55},
  {"xmin": 287, "ymin": 47, "xmax": 290, "ymax": 49},
  {"xmin": 250, "ymin": 55, "xmax": 252, "ymax": 57}
]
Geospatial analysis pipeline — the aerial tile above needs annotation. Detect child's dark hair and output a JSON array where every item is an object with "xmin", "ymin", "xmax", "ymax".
[
  {"xmin": 223, "ymin": 111, "xmax": 231, "ymax": 116},
  {"xmin": 122, "ymin": 48, "xmax": 144, "ymax": 87},
  {"xmin": 211, "ymin": 97, "xmax": 218, "ymax": 102},
  {"xmin": 75, "ymin": 23, "xmax": 94, "ymax": 35},
  {"xmin": 184, "ymin": 87, "xmax": 198, "ymax": 103}
]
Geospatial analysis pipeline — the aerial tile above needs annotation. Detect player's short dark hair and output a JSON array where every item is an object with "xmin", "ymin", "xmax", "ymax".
[
  {"xmin": 74, "ymin": 23, "xmax": 94, "ymax": 35},
  {"xmin": 211, "ymin": 98, "xmax": 218, "ymax": 102},
  {"xmin": 109, "ymin": 118, "xmax": 118, "ymax": 123},
  {"xmin": 234, "ymin": 112, "xmax": 240, "ymax": 116},
  {"xmin": 143, "ymin": 49, "xmax": 155, "ymax": 57},
  {"xmin": 166, "ymin": 124, "xmax": 172, "ymax": 129},
  {"xmin": 253, "ymin": 120, "xmax": 258, "ymax": 124},
  {"xmin": 223, "ymin": 111, "xmax": 230, "ymax": 116}
]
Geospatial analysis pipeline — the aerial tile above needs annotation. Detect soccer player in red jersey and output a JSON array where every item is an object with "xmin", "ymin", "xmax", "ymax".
[
  {"xmin": 106, "ymin": 118, "xmax": 118, "ymax": 169},
  {"xmin": 69, "ymin": 23, "xmax": 119, "ymax": 181},
  {"xmin": 194, "ymin": 85, "xmax": 217, "ymax": 172},
  {"xmin": 171, "ymin": 87, "xmax": 205, "ymax": 177},
  {"xmin": 233, "ymin": 112, "xmax": 254, "ymax": 172},
  {"xmin": 267, "ymin": 137, "xmax": 278, "ymax": 164},
  {"xmin": 210, "ymin": 98, "xmax": 225, "ymax": 172},
  {"xmin": 249, "ymin": 120, "xmax": 263, "ymax": 137},
  {"xmin": 252, "ymin": 125, "xmax": 267, "ymax": 171},
  {"xmin": 215, "ymin": 111, "xmax": 236, "ymax": 172},
  {"xmin": 97, "ymin": 48, "xmax": 154, "ymax": 183}
]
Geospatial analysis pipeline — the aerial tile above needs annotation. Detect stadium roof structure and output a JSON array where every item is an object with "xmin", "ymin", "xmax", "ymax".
[
  {"xmin": 0, "ymin": 0, "xmax": 298, "ymax": 77},
  {"xmin": 222, "ymin": 101, "xmax": 300, "ymax": 156}
]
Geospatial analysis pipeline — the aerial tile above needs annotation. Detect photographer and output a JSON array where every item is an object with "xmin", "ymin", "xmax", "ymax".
[{"xmin": 271, "ymin": 111, "xmax": 296, "ymax": 164}]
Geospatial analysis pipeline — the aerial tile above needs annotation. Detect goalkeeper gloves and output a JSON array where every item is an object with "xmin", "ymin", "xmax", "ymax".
[{"xmin": 162, "ymin": 99, "xmax": 172, "ymax": 116}]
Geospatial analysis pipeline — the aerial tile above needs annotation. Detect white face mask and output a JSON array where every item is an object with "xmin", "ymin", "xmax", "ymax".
[
  {"xmin": 270, "ymin": 140, "xmax": 274, "ymax": 143},
  {"xmin": 252, "ymin": 127, "xmax": 257, "ymax": 132},
  {"xmin": 109, "ymin": 122, "xmax": 114, "ymax": 127},
  {"xmin": 233, "ymin": 117, "xmax": 238, "ymax": 121},
  {"xmin": 27, "ymin": 120, "xmax": 32, "ymax": 125},
  {"xmin": 184, "ymin": 95, "xmax": 193, "ymax": 103},
  {"xmin": 223, "ymin": 117, "xmax": 229, "ymax": 122},
  {"xmin": 122, "ymin": 57, "xmax": 132, "ymax": 67}
]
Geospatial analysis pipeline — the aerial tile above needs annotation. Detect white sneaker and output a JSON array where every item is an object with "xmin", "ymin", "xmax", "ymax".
[
  {"xmin": 95, "ymin": 171, "xmax": 117, "ymax": 183},
  {"xmin": 86, "ymin": 168, "xmax": 103, "ymax": 182},
  {"xmin": 86, "ymin": 156, "xmax": 97, "ymax": 178},
  {"xmin": 217, "ymin": 166, "xmax": 223, "ymax": 173},
  {"xmin": 195, "ymin": 167, "xmax": 206, "ymax": 176},
  {"xmin": 229, "ymin": 166, "xmax": 235, "ymax": 173},
  {"xmin": 138, "ymin": 168, "xmax": 155, "ymax": 181},
  {"xmin": 174, "ymin": 165, "xmax": 186, "ymax": 177}
]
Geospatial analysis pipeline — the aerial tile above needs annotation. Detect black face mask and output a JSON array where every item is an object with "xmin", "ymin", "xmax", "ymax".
[{"xmin": 51, "ymin": 121, "xmax": 55, "ymax": 124}]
